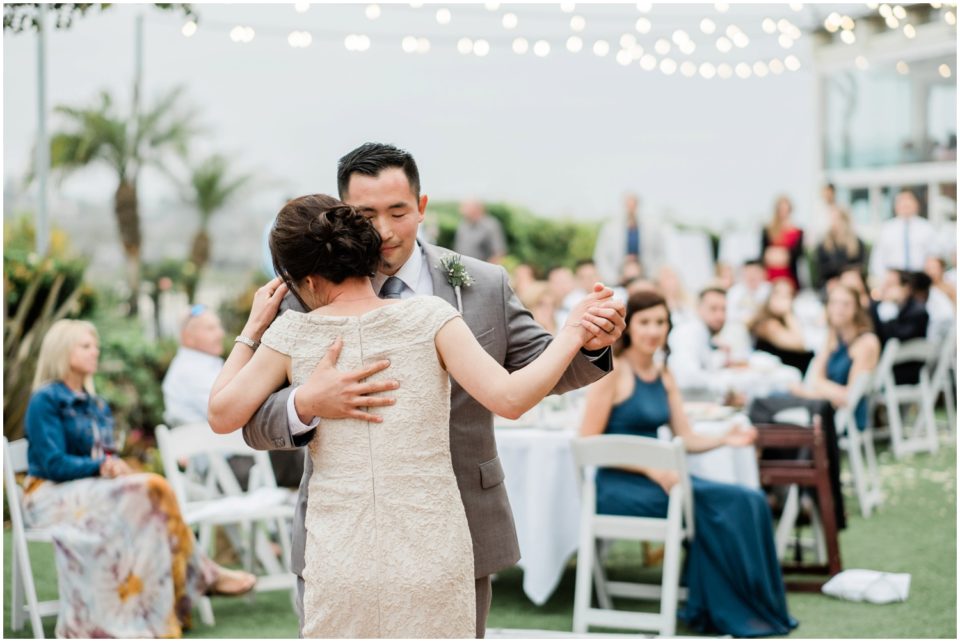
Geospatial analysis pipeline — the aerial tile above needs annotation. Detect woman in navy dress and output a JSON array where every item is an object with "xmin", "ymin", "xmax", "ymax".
[
  {"xmin": 580, "ymin": 290, "xmax": 797, "ymax": 637},
  {"xmin": 789, "ymin": 284, "xmax": 880, "ymax": 429}
]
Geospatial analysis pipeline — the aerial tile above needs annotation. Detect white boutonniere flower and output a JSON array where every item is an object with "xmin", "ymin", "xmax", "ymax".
[{"xmin": 437, "ymin": 253, "xmax": 474, "ymax": 313}]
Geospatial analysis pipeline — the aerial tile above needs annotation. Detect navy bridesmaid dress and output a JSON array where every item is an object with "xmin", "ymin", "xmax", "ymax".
[{"xmin": 595, "ymin": 373, "xmax": 797, "ymax": 637}]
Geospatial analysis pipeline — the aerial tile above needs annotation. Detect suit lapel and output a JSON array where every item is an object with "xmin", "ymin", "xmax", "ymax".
[{"xmin": 422, "ymin": 243, "xmax": 459, "ymax": 310}]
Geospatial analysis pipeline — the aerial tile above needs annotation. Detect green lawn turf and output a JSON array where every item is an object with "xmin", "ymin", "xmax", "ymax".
[{"xmin": 5, "ymin": 443, "xmax": 955, "ymax": 638}]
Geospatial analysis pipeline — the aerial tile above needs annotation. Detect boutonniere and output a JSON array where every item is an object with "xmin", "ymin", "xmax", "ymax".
[{"xmin": 437, "ymin": 253, "xmax": 474, "ymax": 313}]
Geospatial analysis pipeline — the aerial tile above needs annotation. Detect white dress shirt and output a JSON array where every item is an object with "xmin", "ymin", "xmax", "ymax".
[
  {"xmin": 287, "ymin": 243, "xmax": 433, "ymax": 434},
  {"xmin": 162, "ymin": 347, "xmax": 225, "ymax": 426},
  {"xmin": 869, "ymin": 215, "xmax": 937, "ymax": 281},
  {"xmin": 667, "ymin": 318, "xmax": 727, "ymax": 397}
]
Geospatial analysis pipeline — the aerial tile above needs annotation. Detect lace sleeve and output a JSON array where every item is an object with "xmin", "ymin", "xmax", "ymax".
[
  {"xmin": 259, "ymin": 312, "xmax": 297, "ymax": 356},
  {"xmin": 423, "ymin": 296, "xmax": 461, "ymax": 337}
]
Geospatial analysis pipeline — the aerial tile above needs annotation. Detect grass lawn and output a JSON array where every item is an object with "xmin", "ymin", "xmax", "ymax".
[{"xmin": 5, "ymin": 442, "xmax": 956, "ymax": 638}]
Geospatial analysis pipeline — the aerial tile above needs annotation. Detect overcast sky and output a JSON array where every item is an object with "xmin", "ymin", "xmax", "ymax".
[{"xmin": 4, "ymin": 2, "xmax": 824, "ymax": 231}]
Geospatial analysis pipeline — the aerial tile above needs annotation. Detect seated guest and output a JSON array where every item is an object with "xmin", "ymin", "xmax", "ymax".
[
  {"xmin": 162, "ymin": 304, "xmax": 227, "ymax": 427},
  {"xmin": 547, "ymin": 265, "xmax": 576, "ymax": 327},
  {"xmin": 510, "ymin": 263, "xmax": 538, "ymax": 303},
  {"xmin": 837, "ymin": 265, "xmax": 873, "ymax": 310},
  {"xmin": 618, "ymin": 256, "xmax": 644, "ymax": 288},
  {"xmin": 749, "ymin": 278, "xmax": 815, "ymax": 374},
  {"xmin": 726, "ymin": 259, "xmax": 771, "ymax": 326},
  {"xmin": 656, "ymin": 265, "xmax": 695, "ymax": 326},
  {"xmin": 871, "ymin": 270, "xmax": 930, "ymax": 384},
  {"xmin": 924, "ymin": 256, "xmax": 957, "ymax": 342},
  {"xmin": 868, "ymin": 188, "xmax": 937, "ymax": 282},
  {"xmin": 561, "ymin": 259, "xmax": 601, "ymax": 313},
  {"xmin": 580, "ymin": 290, "xmax": 796, "ymax": 637},
  {"xmin": 815, "ymin": 207, "xmax": 866, "ymax": 290},
  {"xmin": 22, "ymin": 320, "xmax": 255, "ymax": 638},
  {"xmin": 668, "ymin": 286, "xmax": 732, "ymax": 400},
  {"xmin": 163, "ymin": 305, "xmax": 303, "ymax": 488},
  {"xmin": 519, "ymin": 281, "xmax": 559, "ymax": 335},
  {"xmin": 790, "ymin": 285, "xmax": 881, "ymax": 431}
]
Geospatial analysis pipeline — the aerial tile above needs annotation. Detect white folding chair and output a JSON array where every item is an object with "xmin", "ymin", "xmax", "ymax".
[
  {"xmin": 836, "ymin": 372, "xmax": 883, "ymax": 517},
  {"xmin": 872, "ymin": 338, "xmax": 939, "ymax": 459},
  {"xmin": 154, "ymin": 424, "xmax": 297, "ymax": 600},
  {"xmin": 571, "ymin": 435, "xmax": 693, "ymax": 636},
  {"xmin": 4, "ymin": 437, "xmax": 58, "ymax": 639},
  {"xmin": 929, "ymin": 327, "xmax": 957, "ymax": 436},
  {"xmin": 3, "ymin": 437, "xmax": 216, "ymax": 636}
]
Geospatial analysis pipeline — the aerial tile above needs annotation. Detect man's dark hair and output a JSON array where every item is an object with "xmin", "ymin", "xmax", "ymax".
[
  {"xmin": 825, "ymin": 182, "xmax": 836, "ymax": 192},
  {"xmin": 337, "ymin": 142, "xmax": 421, "ymax": 200},
  {"xmin": 699, "ymin": 286, "xmax": 727, "ymax": 301},
  {"xmin": 744, "ymin": 259, "xmax": 764, "ymax": 268},
  {"xmin": 574, "ymin": 259, "xmax": 595, "ymax": 270}
]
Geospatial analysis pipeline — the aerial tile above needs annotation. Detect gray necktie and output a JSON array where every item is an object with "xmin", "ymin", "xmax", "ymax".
[{"xmin": 379, "ymin": 276, "xmax": 405, "ymax": 300}]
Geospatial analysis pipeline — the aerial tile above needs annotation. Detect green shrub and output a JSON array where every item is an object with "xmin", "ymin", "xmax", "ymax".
[{"xmin": 428, "ymin": 201, "xmax": 599, "ymax": 276}]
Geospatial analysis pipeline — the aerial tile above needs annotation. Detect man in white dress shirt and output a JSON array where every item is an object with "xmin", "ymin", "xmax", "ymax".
[
  {"xmin": 668, "ymin": 286, "xmax": 733, "ymax": 400},
  {"xmin": 869, "ymin": 188, "xmax": 937, "ymax": 283},
  {"xmin": 163, "ymin": 305, "xmax": 227, "ymax": 426}
]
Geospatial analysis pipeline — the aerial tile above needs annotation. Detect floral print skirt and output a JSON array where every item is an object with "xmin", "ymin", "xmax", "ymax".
[{"xmin": 22, "ymin": 472, "xmax": 218, "ymax": 638}]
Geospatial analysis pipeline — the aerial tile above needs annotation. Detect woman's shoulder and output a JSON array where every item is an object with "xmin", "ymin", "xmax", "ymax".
[
  {"xmin": 851, "ymin": 332, "xmax": 881, "ymax": 357},
  {"xmin": 29, "ymin": 381, "xmax": 69, "ymax": 405}
]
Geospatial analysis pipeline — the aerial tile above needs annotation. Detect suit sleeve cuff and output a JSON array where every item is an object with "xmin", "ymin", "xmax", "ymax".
[{"xmin": 287, "ymin": 386, "xmax": 320, "ymax": 436}]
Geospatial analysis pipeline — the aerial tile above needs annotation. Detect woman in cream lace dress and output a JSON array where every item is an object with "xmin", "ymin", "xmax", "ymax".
[{"xmin": 208, "ymin": 195, "xmax": 611, "ymax": 637}]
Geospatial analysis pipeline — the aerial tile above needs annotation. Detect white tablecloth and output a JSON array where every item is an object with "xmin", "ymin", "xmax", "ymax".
[{"xmin": 495, "ymin": 415, "xmax": 759, "ymax": 605}]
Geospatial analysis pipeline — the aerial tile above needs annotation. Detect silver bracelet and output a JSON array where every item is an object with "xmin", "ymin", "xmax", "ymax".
[{"xmin": 235, "ymin": 335, "xmax": 260, "ymax": 351}]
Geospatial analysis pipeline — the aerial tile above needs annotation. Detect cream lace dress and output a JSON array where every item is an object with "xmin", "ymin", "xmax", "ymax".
[{"xmin": 260, "ymin": 295, "xmax": 476, "ymax": 638}]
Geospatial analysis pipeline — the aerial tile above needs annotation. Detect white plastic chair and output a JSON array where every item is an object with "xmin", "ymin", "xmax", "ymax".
[
  {"xmin": 571, "ymin": 435, "xmax": 693, "ymax": 636},
  {"xmin": 872, "ymin": 338, "xmax": 939, "ymax": 459},
  {"xmin": 929, "ymin": 327, "xmax": 957, "ymax": 436},
  {"xmin": 836, "ymin": 372, "xmax": 883, "ymax": 517},
  {"xmin": 4, "ymin": 437, "xmax": 58, "ymax": 638},
  {"xmin": 154, "ymin": 424, "xmax": 297, "ymax": 598}
]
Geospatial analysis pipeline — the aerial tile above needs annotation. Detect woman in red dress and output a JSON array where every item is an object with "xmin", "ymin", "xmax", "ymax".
[{"xmin": 761, "ymin": 195, "xmax": 804, "ymax": 289}]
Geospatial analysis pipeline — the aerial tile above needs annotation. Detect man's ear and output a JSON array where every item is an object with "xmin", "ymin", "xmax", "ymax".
[{"xmin": 418, "ymin": 194, "xmax": 428, "ymax": 222}]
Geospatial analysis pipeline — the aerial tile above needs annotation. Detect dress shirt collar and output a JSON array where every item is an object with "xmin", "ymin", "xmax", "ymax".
[{"xmin": 372, "ymin": 241, "xmax": 424, "ymax": 295}]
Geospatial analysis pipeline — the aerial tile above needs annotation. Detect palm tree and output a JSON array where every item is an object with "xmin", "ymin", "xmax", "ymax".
[
  {"xmin": 45, "ymin": 86, "xmax": 199, "ymax": 314},
  {"xmin": 181, "ymin": 153, "xmax": 253, "ymax": 301}
]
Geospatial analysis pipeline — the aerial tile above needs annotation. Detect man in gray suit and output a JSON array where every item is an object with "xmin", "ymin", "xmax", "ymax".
[{"xmin": 239, "ymin": 143, "xmax": 625, "ymax": 637}]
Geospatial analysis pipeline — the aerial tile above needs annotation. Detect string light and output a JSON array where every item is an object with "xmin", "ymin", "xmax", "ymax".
[
  {"xmin": 700, "ymin": 18, "xmax": 717, "ymax": 34},
  {"xmin": 630, "ymin": 44, "xmax": 644, "ymax": 60},
  {"xmin": 733, "ymin": 32, "xmax": 750, "ymax": 48},
  {"xmin": 789, "ymin": 2, "xmax": 803, "ymax": 11},
  {"xmin": 840, "ymin": 30, "xmax": 856, "ymax": 44},
  {"xmin": 473, "ymin": 39, "xmax": 490, "ymax": 56},
  {"xmin": 681, "ymin": 61, "xmax": 697, "ymax": 77},
  {"xmin": 939, "ymin": 63, "xmax": 952, "ymax": 78},
  {"xmin": 484, "ymin": 1, "xmax": 500, "ymax": 10},
  {"xmin": 620, "ymin": 33, "xmax": 637, "ymax": 49},
  {"xmin": 672, "ymin": 29, "xmax": 690, "ymax": 46},
  {"xmin": 566, "ymin": 35, "xmax": 583, "ymax": 52},
  {"xmin": 896, "ymin": 60, "xmax": 909, "ymax": 74},
  {"xmin": 769, "ymin": 58, "xmax": 785, "ymax": 74},
  {"xmin": 294, "ymin": 2, "xmax": 310, "ymax": 13},
  {"xmin": 436, "ymin": 8, "xmax": 451, "ymax": 25},
  {"xmin": 560, "ymin": 2, "xmax": 575, "ymax": 13},
  {"xmin": 416, "ymin": 37, "xmax": 430, "ymax": 53},
  {"xmin": 502, "ymin": 13, "xmax": 518, "ymax": 29},
  {"xmin": 903, "ymin": 24, "xmax": 916, "ymax": 38},
  {"xmin": 570, "ymin": 15, "xmax": 586, "ymax": 32},
  {"xmin": 365, "ymin": 4, "xmax": 381, "ymax": 20},
  {"xmin": 457, "ymin": 37, "xmax": 473, "ymax": 54},
  {"xmin": 401, "ymin": 35, "xmax": 418, "ymax": 53},
  {"xmin": 715, "ymin": 3, "xmax": 729, "ymax": 13},
  {"xmin": 635, "ymin": 17, "xmax": 652, "ymax": 34},
  {"xmin": 779, "ymin": 34, "xmax": 794, "ymax": 49},
  {"xmin": 717, "ymin": 62, "xmax": 733, "ymax": 79},
  {"xmin": 636, "ymin": 2, "xmax": 653, "ymax": 12},
  {"xmin": 878, "ymin": 5, "xmax": 893, "ymax": 19},
  {"xmin": 593, "ymin": 39, "xmax": 610, "ymax": 57},
  {"xmin": 679, "ymin": 40, "xmax": 696, "ymax": 55},
  {"xmin": 885, "ymin": 16, "xmax": 900, "ymax": 29},
  {"xmin": 617, "ymin": 49, "xmax": 632, "ymax": 66},
  {"xmin": 533, "ymin": 40, "xmax": 550, "ymax": 57},
  {"xmin": 654, "ymin": 38, "xmax": 670, "ymax": 55},
  {"xmin": 784, "ymin": 55, "xmax": 801, "ymax": 71},
  {"xmin": 512, "ymin": 37, "xmax": 529, "ymax": 54},
  {"xmin": 824, "ymin": 13, "xmax": 841, "ymax": 32},
  {"xmin": 639, "ymin": 54, "xmax": 657, "ymax": 70},
  {"xmin": 699, "ymin": 62, "xmax": 716, "ymax": 79},
  {"xmin": 288, "ymin": 30, "xmax": 312, "ymax": 47},
  {"xmin": 854, "ymin": 55, "xmax": 869, "ymax": 70},
  {"xmin": 344, "ymin": 34, "xmax": 371, "ymax": 51},
  {"xmin": 753, "ymin": 60, "xmax": 769, "ymax": 77},
  {"xmin": 230, "ymin": 26, "xmax": 255, "ymax": 43},
  {"xmin": 892, "ymin": 5, "xmax": 906, "ymax": 19},
  {"xmin": 735, "ymin": 62, "xmax": 752, "ymax": 78},
  {"xmin": 716, "ymin": 37, "xmax": 732, "ymax": 53},
  {"xmin": 659, "ymin": 57, "xmax": 677, "ymax": 74},
  {"xmin": 762, "ymin": 19, "xmax": 777, "ymax": 34},
  {"xmin": 945, "ymin": 10, "xmax": 957, "ymax": 25},
  {"xmin": 181, "ymin": 20, "xmax": 197, "ymax": 37}
]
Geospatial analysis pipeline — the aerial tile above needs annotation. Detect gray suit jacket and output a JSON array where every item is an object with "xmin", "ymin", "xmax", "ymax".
[{"xmin": 242, "ymin": 243, "xmax": 612, "ymax": 579}]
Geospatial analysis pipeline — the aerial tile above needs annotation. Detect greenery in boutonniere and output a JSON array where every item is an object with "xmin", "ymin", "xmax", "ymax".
[{"xmin": 438, "ymin": 254, "xmax": 474, "ymax": 288}]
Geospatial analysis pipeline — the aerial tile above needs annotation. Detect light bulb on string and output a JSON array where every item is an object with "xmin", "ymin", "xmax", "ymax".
[
  {"xmin": 939, "ymin": 64, "xmax": 952, "ymax": 78},
  {"xmin": 700, "ymin": 62, "xmax": 717, "ymax": 79},
  {"xmin": 639, "ymin": 54, "xmax": 657, "ymax": 70},
  {"xmin": 892, "ymin": 5, "xmax": 906, "ymax": 19},
  {"xmin": 716, "ymin": 37, "xmax": 732, "ymax": 53},
  {"xmin": 620, "ymin": 33, "xmax": 637, "ymax": 49},
  {"xmin": 784, "ymin": 55, "xmax": 801, "ymax": 71},
  {"xmin": 945, "ymin": 11, "xmax": 956, "ymax": 26},
  {"xmin": 896, "ymin": 60, "xmax": 909, "ymax": 74},
  {"xmin": 567, "ymin": 36, "xmax": 583, "ymax": 53},
  {"xmin": 457, "ymin": 37, "xmax": 473, "ymax": 54},
  {"xmin": 753, "ymin": 61, "xmax": 769, "ymax": 77},
  {"xmin": 655, "ymin": 38, "xmax": 670, "ymax": 54},
  {"xmin": 840, "ymin": 30, "xmax": 856, "ymax": 44},
  {"xmin": 533, "ymin": 40, "xmax": 551, "ymax": 57},
  {"xmin": 560, "ymin": 2, "xmax": 575, "ymax": 13},
  {"xmin": 402, "ymin": 35, "xmax": 418, "ymax": 53},
  {"xmin": 484, "ymin": 1, "xmax": 500, "ymax": 10},
  {"xmin": 854, "ymin": 55, "xmax": 869, "ymax": 70},
  {"xmin": 717, "ymin": 62, "xmax": 733, "ymax": 78},
  {"xmin": 593, "ymin": 40, "xmax": 610, "ymax": 57},
  {"xmin": 903, "ymin": 24, "xmax": 916, "ymax": 38},
  {"xmin": 715, "ymin": 2, "xmax": 729, "ymax": 13},
  {"xmin": 365, "ymin": 4, "xmax": 381, "ymax": 20},
  {"xmin": 294, "ymin": 2, "xmax": 310, "ymax": 13},
  {"xmin": 571, "ymin": 15, "xmax": 586, "ymax": 32},
  {"xmin": 701, "ymin": 18, "xmax": 716, "ymax": 34},
  {"xmin": 778, "ymin": 34, "xmax": 793, "ymax": 48},
  {"xmin": 762, "ymin": 18, "xmax": 776, "ymax": 34},
  {"xmin": 473, "ymin": 39, "xmax": 490, "ymax": 56},
  {"xmin": 679, "ymin": 40, "xmax": 695, "ymax": 55},
  {"xmin": 635, "ymin": 17, "xmax": 652, "ymax": 34},
  {"xmin": 769, "ymin": 58, "xmax": 785, "ymax": 74},
  {"xmin": 416, "ymin": 37, "xmax": 430, "ymax": 53},
  {"xmin": 436, "ymin": 8, "xmax": 451, "ymax": 25},
  {"xmin": 681, "ymin": 61, "xmax": 697, "ymax": 76},
  {"xmin": 660, "ymin": 58, "xmax": 677, "ymax": 75},
  {"xmin": 735, "ymin": 62, "xmax": 752, "ymax": 78},
  {"xmin": 181, "ymin": 20, "xmax": 197, "ymax": 37},
  {"xmin": 636, "ymin": 2, "xmax": 652, "ymax": 12},
  {"xmin": 502, "ymin": 13, "xmax": 518, "ymax": 29},
  {"xmin": 616, "ymin": 49, "xmax": 632, "ymax": 66},
  {"xmin": 672, "ymin": 29, "xmax": 689, "ymax": 46},
  {"xmin": 512, "ymin": 37, "xmax": 529, "ymax": 54}
]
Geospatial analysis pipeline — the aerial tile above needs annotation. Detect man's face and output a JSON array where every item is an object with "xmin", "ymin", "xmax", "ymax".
[
  {"xmin": 742, "ymin": 264, "xmax": 765, "ymax": 290},
  {"xmin": 699, "ymin": 292, "xmax": 727, "ymax": 335},
  {"xmin": 183, "ymin": 311, "xmax": 225, "ymax": 357},
  {"xmin": 894, "ymin": 191, "xmax": 919, "ymax": 218},
  {"xmin": 343, "ymin": 167, "xmax": 427, "ymax": 276},
  {"xmin": 460, "ymin": 199, "xmax": 484, "ymax": 223}
]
